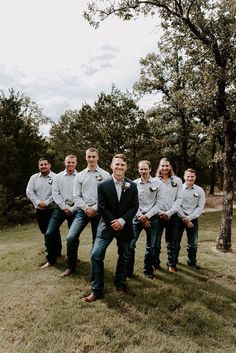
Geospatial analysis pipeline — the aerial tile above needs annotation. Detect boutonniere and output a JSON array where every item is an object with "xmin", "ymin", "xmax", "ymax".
[
  {"xmin": 95, "ymin": 175, "xmax": 103, "ymax": 181},
  {"xmin": 193, "ymin": 192, "xmax": 199, "ymax": 197},
  {"xmin": 149, "ymin": 186, "xmax": 158, "ymax": 192},
  {"xmin": 171, "ymin": 180, "xmax": 177, "ymax": 187},
  {"xmin": 121, "ymin": 181, "xmax": 131, "ymax": 191},
  {"xmin": 48, "ymin": 177, "xmax": 53, "ymax": 185}
]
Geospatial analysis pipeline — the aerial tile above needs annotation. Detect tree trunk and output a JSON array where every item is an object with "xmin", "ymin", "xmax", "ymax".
[
  {"xmin": 217, "ymin": 161, "xmax": 223, "ymax": 191},
  {"xmin": 209, "ymin": 136, "xmax": 217, "ymax": 195},
  {"xmin": 216, "ymin": 120, "xmax": 235, "ymax": 252},
  {"xmin": 209, "ymin": 165, "xmax": 216, "ymax": 195}
]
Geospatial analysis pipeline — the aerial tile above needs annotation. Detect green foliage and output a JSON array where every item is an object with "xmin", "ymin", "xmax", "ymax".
[
  {"xmin": 0, "ymin": 184, "xmax": 33, "ymax": 226},
  {"xmin": 84, "ymin": 0, "xmax": 236, "ymax": 249},
  {"xmin": 50, "ymin": 86, "xmax": 155, "ymax": 177},
  {"xmin": 0, "ymin": 89, "xmax": 49, "ymax": 225},
  {"xmin": 134, "ymin": 46, "xmax": 212, "ymax": 176}
]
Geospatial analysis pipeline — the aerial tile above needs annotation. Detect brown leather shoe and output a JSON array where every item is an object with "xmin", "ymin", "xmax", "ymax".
[
  {"xmin": 80, "ymin": 294, "xmax": 98, "ymax": 303},
  {"xmin": 41, "ymin": 262, "xmax": 53, "ymax": 269},
  {"xmin": 168, "ymin": 266, "xmax": 177, "ymax": 273},
  {"xmin": 60, "ymin": 268, "xmax": 73, "ymax": 278}
]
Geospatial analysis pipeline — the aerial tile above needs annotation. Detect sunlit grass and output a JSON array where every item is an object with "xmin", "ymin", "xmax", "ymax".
[{"xmin": 0, "ymin": 212, "xmax": 235, "ymax": 353}]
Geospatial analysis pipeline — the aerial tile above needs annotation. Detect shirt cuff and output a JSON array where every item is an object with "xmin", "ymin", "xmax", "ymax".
[
  {"xmin": 146, "ymin": 211, "xmax": 154, "ymax": 219},
  {"xmin": 118, "ymin": 218, "xmax": 126, "ymax": 226},
  {"xmin": 44, "ymin": 199, "xmax": 50, "ymax": 207},
  {"xmin": 166, "ymin": 211, "xmax": 173, "ymax": 218}
]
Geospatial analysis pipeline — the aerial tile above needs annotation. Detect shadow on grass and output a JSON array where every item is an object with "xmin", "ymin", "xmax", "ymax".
[
  {"xmin": 53, "ymin": 247, "xmax": 236, "ymax": 350},
  {"xmin": 92, "ymin": 261, "xmax": 236, "ymax": 350},
  {"xmin": 1, "ymin": 222, "xmax": 236, "ymax": 352}
]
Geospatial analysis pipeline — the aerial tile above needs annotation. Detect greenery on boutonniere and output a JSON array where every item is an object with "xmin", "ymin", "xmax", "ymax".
[
  {"xmin": 149, "ymin": 186, "xmax": 158, "ymax": 192},
  {"xmin": 95, "ymin": 175, "xmax": 103, "ymax": 181},
  {"xmin": 171, "ymin": 180, "xmax": 177, "ymax": 187},
  {"xmin": 121, "ymin": 181, "xmax": 131, "ymax": 191}
]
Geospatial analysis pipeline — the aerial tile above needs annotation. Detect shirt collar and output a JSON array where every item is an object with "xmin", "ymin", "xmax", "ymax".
[
  {"xmin": 39, "ymin": 171, "xmax": 51, "ymax": 177},
  {"xmin": 63, "ymin": 169, "xmax": 77, "ymax": 176},
  {"xmin": 138, "ymin": 177, "xmax": 152, "ymax": 184},
  {"xmin": 184, "ymin": 183, "xmax": 195, "ymax": 189},
  {"xmin": 86, "ymin": 165, "xmax": 100, "ymax": 173},
  {"xmin": 113, "ymin": 176, "xmax": 124, "ymax": 184}
]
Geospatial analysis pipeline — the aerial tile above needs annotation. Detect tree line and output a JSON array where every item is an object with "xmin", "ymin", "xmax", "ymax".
[
  {"xmin": 83, "ymin": 1, "xmax": 236, "ymax": 252},
  {"xmin": 0, "ymin": 0, "xmax": 235, "ymax": 253},
  {"xmin": 0, "ymin": 84, "xmax": 233, "ymax": 245}
]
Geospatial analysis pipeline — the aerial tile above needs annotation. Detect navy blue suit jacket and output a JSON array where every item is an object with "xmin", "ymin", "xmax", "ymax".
[{"xmin": 97, "ymin": 177, "xmax": 139, "ymax": 240}]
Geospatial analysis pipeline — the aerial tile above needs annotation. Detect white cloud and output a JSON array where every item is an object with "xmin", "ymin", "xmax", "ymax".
[{"xmin": 0, "ymin": 0, "xmax": 161, "ymax": 121}]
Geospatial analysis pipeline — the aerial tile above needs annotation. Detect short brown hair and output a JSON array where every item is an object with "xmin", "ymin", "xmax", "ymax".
[
  {"xmin": 38, "ymin": 158, "xmax": 50, "ymax": 163},
  {"xmin": 138, "ymin": 160, "xmax": 151, "ymax": 169},
  {"xmin": 86, "ymin": 147, "xmax": 99, "ymax": 155},
  {"xmin": 112, "ymin": 154, "xmax": 127, "ymax": 163},
  {"xmin": 65, "ymin": 154, "xmax": 77, "ymax": 160},
  {"xmin": 184, "ymin": 168, "xmax": 197, "ymax": 176}
]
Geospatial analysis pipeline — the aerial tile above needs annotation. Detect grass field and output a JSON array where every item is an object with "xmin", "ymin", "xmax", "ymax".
[{"xmin": 0, "ymin": 211, "xmax": 235, "ymax": 353}]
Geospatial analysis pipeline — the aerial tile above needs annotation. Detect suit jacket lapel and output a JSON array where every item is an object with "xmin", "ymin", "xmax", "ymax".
[{"xmin": 120, "ymin": 178, "xmax": 130, "ymax": 203}]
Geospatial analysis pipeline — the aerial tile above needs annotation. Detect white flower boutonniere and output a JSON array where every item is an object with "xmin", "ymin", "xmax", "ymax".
[
  {"xmin": 171, "ymin": 180, "xmax": 177, "ymax": 187},
  {"xmin": 193, "ymin": 192, "xmax": 199, "ymax": 197},
  {"xmin": 95, "ymin": 175, "xmax": 103, "ymax": 181},
  {"xmin": 149, "ymin": 186, "xmax": 158, "ymax": 192},
  {"xmin": 48, "ymin": 177, "xmax": 53, "ymax": 185},
  {"xmin": 121, "ymin": 181, "xmax": 131, "ymax": 191}
]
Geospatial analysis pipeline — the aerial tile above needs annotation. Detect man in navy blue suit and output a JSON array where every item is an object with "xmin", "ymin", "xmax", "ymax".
[{"xmin": 81, "ymin": 154, "xmax": 139, "ymax": 302}]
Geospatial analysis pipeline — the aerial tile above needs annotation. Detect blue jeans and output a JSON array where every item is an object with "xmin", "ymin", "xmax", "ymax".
[
  {"xmin": 154, "ymin": 214, "xmax": 179, "ymax": 268},
  {"xmin": 176, "ymin": 216, "xmax": 199, "ymax": 265},
  {"xmin": 66, "ymin": 209, "xmax": 101, "ymax": 271},
  {"xmin": 91, "ymin": 226, "xmax": 131, "ymax": 297},
  {"xmin": 45, "ymin": 207, "xmax": 75, "ymax": 264},
  {"xmin": 128, "ymin": 216, "xmax": 158, "ymax": 276},
  {"xmin": 36, "ymin": 208, "xmax": 61, "ymax": 257},
  {"xmin": 36, "ymin": 208, "xmax": 55, "ymax": 235}
]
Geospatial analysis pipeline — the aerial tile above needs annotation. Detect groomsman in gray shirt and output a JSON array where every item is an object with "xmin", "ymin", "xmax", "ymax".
[
  {"xmin": 26, "ymin": 158, "xmax": 60, "ymax": 260},
  {"xmin": 127, "ymin": 160, "xmax": 162, "ymax": 279},
  {"xmin": 41, "ymin": 154, "xmax": 78, "ymax": 268},
  {"xmin": 176, "ymin": 168, "xmax": 205, "ymax": 268},
  {"xmin": 154, "ymin": 158, "xmax": 183, "ymax": 273},
  {"xmin": 60, "ymin": 148, "xmax": 110, "ymax": 277}
]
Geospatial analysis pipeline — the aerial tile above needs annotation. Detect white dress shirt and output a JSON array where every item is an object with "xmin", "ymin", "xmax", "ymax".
[
  {"xmin": 26, "ymin": 171, "xmax": 56, "ymax": 209},
  {"xmin": 73, "ymin": 166, "xmax": 110, "ymax": 211},
  {"xmin": 112, "ymin": 176, "xmax": 126, "ymax": 226},
  {"xmin": 52, "ymin": 169, "xmax": 78, "ymax": 213},
  {"xmin": 134, "ymin": 177, "xmax": 162, "ymax": 219},
  {"xmin": 158, "ymin": 175, "xmax": 183, "ymax": 217},
  {"xmin": 178, "ymin": 183, "xmax": 205, "ymax": 220},
  {"xmin": 113, "ymin": 177, "xmax": 122, "ymax": 201}
]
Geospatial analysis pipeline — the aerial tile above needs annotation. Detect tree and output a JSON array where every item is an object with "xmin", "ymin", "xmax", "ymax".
[
  {"xmin": 0, "ymin": 89, "xmax": 48, "ymax": 224},
  {"xmin": 50, "ymin": 86, "xmax": 153, "ymax": 177},
  {"xmin": 134, "ymin": 45, "xmax": 211, "ymax": 176},
  {"xmin": 49, "ymin": 110, "xmax": 82, "ymax": 171},
  {"xmin": 85, "ymin": 0, "xmax": 236, "ymax": 252}
]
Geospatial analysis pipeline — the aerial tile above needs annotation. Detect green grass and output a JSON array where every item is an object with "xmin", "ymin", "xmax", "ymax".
[{"xmin": 0, "ymin": 212, "xmax": 235, "ymax": 353}]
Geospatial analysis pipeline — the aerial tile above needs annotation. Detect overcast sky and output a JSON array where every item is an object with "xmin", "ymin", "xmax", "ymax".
[{"xmin": 0, "ymin": 0, "xmax": 161, "ymax": 123}]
